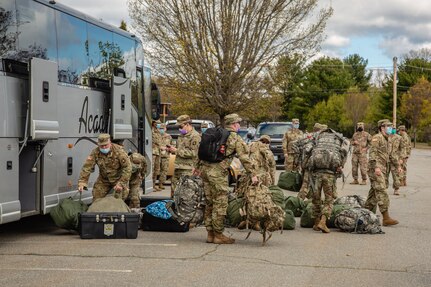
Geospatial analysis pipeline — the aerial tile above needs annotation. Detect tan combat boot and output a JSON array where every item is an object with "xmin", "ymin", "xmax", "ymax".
[
  {"xmin": 213, "ymin": 232, "xmax": 235, "ymax": 244},
  {"xmin": 360, "ymin": 180, "xmax": 367, "ymax": 185},
  {"xmin": 382, "ymin": 211, "xmax": 399, "ymax": 226},
  {"xmin": 312, "ymin": 217, "xmax": 321, "ymax": 231},
  {"xmin": 350, "ymin": 179, "xmax": 359, "ymax": 185},
  {"xmin": 252, "ymin": 222, "xmax": 261, "ymax": 232},
  {"xmin": 206, "ymin": 231, "xmax": 215, "ymax": 243},
  {"xmin": 393, "ymin": 189, "xmax": 400, "ymax": 196},
  {"xmin": 158, "ymin": 183, "xmax": 164, "ymax": 190},
  {"xmin": 237, "ymin": 221, "xmax": 246, "ymax": 230},
  {"xmin": 316, "ymin": 215, "xmax": 330, "ymax": 233}
]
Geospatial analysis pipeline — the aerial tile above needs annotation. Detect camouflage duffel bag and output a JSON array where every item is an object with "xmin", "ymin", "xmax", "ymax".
[
  {"xmin": 334, "ymin": 207, "xmax": 384, "ymax": 234},
  {"xmin": 327, "ymin": 204, "xmax": 351, "ymax": 228},
  {"xmin": 334, "ymin": 195, "xmax": 366, "ymax": 208}
]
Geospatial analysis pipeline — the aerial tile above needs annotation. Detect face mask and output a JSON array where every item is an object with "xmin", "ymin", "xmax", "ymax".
[
  {"xmin": 201, "ymin": 128, "xmax": 207, "ymax": 133},
  {"xmin": 179, "ymin": 128, "xmax": 188, "ymax": 135},
  {"xmin": 99, "ymin": 147, "xmax": 110, "ymax": 154},
  {"xmin": 159, "ymin": 129, "xmax": 165, "ymax": 135},
  {"xmin": 391, "ymin": 129, "xmax": 396, "ymax": 135},
  {"xmin": 156, "ymin": 124, "xmax": 161, "ymax": 128},
  {"xmin": 293, "ymin": 124, "xmax": 299, "ymax": 129},
  {"xmin": 357, "ymin": 127, "xmax": 363, "ymax": 132},
  {"xmin": 385, "ymin": 126, "xmax": 393, "ymax": 134}
]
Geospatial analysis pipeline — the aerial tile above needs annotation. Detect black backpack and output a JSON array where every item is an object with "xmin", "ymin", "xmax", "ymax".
[{"xmin": 198, "ymin": 127, "xmax": 231, "ymax": 162}]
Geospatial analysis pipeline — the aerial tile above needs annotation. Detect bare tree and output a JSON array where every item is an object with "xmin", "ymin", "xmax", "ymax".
[
  {"xmin": 344, "ymin": 89, "xmax": 369, "ymax": 131},
  {"xmin": 129, "ymin": 0, "xmax": 332, "ymax": 122}
]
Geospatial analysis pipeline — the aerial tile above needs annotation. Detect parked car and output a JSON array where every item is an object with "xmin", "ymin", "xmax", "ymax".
[
  {"xmin": 255, "ymin": 121, "xmax": 293, "ymax": 165},
  {"xmin": 237, "ymin": 127, "xmax": 256, "ymax": 144}
]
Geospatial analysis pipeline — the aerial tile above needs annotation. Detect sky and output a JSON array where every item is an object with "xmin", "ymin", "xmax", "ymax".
[{"xmin": 59, "ymin": 0, "xmax": 431, "ymax": 72}]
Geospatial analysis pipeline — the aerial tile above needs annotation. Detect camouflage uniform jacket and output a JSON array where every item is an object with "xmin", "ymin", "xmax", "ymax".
[
  {"xmin": 198, "ymin": 127, "xmax": 257, "ymax": 175},
  {"xmin": 400, "ymin": 132, "xmax": 412, "ymax": 157},
  {"xmin": 351, "ymin": 131, "xmax": 372, "ymax": 154},
  {"xmin": 152, "ymin": 126, "xmax": 162, "ymax": 156},
  {"xmin": 282, "ymin": 129, "xmax": 304, "ymax": 155},
  {"xmin": 78, "ymin": 143, "xmax": 132, "ymax": 188},
  {"xmin": 160, "ymin": 133, "xmax": 172, "ymax": 158},
  {"xmin": 249, "ymin": 141, "xmax": 276, "ymax": 182},
  {"xmin": 368, "ymin": 132, "xmax": 394, "ymax": 173},
  {"xmin": 174, "ymin": 128, "xmax": 201, "ymax": 170},
  {"xmin": 389, "ymin": 134, "xmax": 405, "ymax": 165},
  {"xmin": 129, "ymin": 153, "xmax": 147, "ymax": 184}
]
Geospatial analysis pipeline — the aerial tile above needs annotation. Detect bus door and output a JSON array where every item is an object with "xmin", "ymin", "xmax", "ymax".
[
  {"xmin": 20, "ymin": 58, "xmax": 59, "ymax": 216},
  {"xmin": 110, "ymin": 76, "xmax": 132, "ymax": 140}
]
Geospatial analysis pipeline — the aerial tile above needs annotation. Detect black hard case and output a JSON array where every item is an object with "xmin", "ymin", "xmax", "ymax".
[{"xmin": 79, "ymin": 212, "xmax": 140, "ymax": 239}]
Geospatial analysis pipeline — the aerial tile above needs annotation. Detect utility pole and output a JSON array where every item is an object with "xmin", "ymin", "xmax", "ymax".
[{"xmin": 393, "ymin": 57, "xmax": 397, "ymax": 127}]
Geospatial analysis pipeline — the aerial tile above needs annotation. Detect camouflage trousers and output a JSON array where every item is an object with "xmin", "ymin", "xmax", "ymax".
[
  {"xmin": 284, "ymin": 153, "xmax": 299, "ymax": 172},
  {"xmin": 352, "ymin": 153, "xmax": 368, "ymax": 181},
  {"xmin": 385, "ymin": 163, "xmax": 401, "ymax": 190},
  {"xmin": 128, "ymin": 178, "xmax": 142, "ymax": 208},
  {"xmin": 152, "ymin": 155, "xmax": 161, "ymax": 182},
  {"xmin": 92, "ymin": 178, "xmax": 127, "ymax": 200},
  {"xmin": 171, "ymin": 168, "xmax": 193, "ymax": 196},
  {"xmin": 311, "ymin": 172, "xmax": 336, "ymax": 218},
  {"xmin": 400, "ymin": 158, "xmax": 408, "ymax": 183},
  {"xmin": 200, "ymin": 164, "xmax": 229, "ymax": 233},
  {"xmin": 158, "ymin": 157, "xmax": 170, "ymax": 186},
  {"xmin": 298, "ymin": 170, "xmax": 311, "ymax": 200},
  {"xmin": 365, "ymin": 169, "xmax": 390, "ymax": 214}
]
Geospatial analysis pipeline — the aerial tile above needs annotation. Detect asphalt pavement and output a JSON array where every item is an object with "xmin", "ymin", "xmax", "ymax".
[{"xmin": 0, "ymin": 149, "xmax": 430, "ymax": 287}]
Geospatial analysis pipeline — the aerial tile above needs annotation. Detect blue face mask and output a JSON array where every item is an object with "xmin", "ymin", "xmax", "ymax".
[
  {"xmin": 159, "ymin": 129, "xmax": 165, "ymax": 135},
  {"xmin": 293, "ymin": 124, "xmax": 300, "ymax": 129},
  {"xmin": 385, "ymin": 126, "xmax": 393, "ymax": 134},
  {"xmin": 201, "ymin": 128, "xmax": 207, "ymax": 133},
  {"xmin": 99, "ymin": 147, "xmax": 110, "ymax": 154},
  {"xmin": 156, "ymin": 124, "xmax": 161, "ymax": 129}
]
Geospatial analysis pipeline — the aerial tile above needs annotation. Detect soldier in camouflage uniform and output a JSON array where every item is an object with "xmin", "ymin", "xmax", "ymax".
[
  {"xmin": 158, "ymin": 123, "xmax": 172, "ymax": 190},
  {"xmin": 197, "ymin": 113, "xmax": 258, "ymax": 244},
  {"xmin": 282, "ymin": 118, "xmax": 303, "ymax": 171},
  {"xmin": 249, "ymin": 135, "xmax": 276, "ymax": 186},
  {"xmin": 387, "ymin": 128, "xmax": 405, "ymax": 196},
  {"xmin": 78, "ymin": 134, "xmax": 132, "ymax": 200},
  {"xmin": 128, "ymin": 153, "xmax": 147, "ymax": 209},
  {"xmin": 398, "ymin": 125, "xmax": 412, "ymax": 186},
  {"xmin": 297, "ymin": 123, "xmax": 323, "ymax": 200},
  {"xmin": 350, "ymin": 122, "xmax": 372, "ymax": 185},
  {"xmin": 167, "ymin": 115, "xmax": 201, "ymax": 197},
  {"xmin": 309, "ymin": 128, "xmax": 349, "ymax": 233},
  {"xmin": 152, "ymin": 120, "xmax": 162, "ymax": 191},
  {"xmin": 365, "ymin": 119, "xmax": 400, "ymax": 226}
]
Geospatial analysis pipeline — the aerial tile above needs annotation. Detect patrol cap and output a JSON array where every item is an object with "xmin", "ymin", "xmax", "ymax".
[
  {"xmin": 357, "ymin": 122, "xmax": 365, "ymax": 127},
  {"xmin": 259, "ymin": 135, "xmax": 271, "ymax": 143},
  {"xmin": 131, "ymin": 153, "xmax": 145, "ymax": 164},
  {"xmin": 224, "ymin": 113, "xmax": 242, "ymax": 125},
  {"xmin": 377, "ymin": 119, "xmax": 391, "ymax": 127},
  {"xmin": 98, "ymin": 133, "xmax": 111, "ymax": 146},
  {"xmin": 177, "ymin": 114, "xmax": 191, "ymax": 126},
  {"xmin": 292, "ymin": 118, "xmax": 299, "ymax": 124},
  {"xmin": 313, "ymin": 123, "xmax": 322, "ymax": 131},
  {"xmin": 201, "ymin": 121, "xmax": 209, "ymax": 128},
  {"xmin": 320, "ymin": 124, "xmax": 328, "ymax": 130},
  {"xmin": 398, "ymin": 125, "xmax": 406, "ymax": 130}
]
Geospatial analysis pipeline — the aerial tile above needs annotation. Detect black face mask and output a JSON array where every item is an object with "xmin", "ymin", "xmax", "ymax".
[{"xmin": 357, "ymin": 127, "xmax": 363, "ymax": 132}]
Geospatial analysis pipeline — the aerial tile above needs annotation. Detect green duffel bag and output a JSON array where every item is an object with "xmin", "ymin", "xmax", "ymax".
[
  {"xmin": 277, "ymin": 171, "xmax": 302, "ymax": 192},
  {"xmin": 226, "ymin": 197, "xmax": 244, "ymax": 227},
  {"xmin": 285, "ymin": 196, "xmax": 306, "ymax": 217},
  {"xmin": 88, "ymin": 195, "xmax": 130, "ymax": 213},
  {"xmin": 269, "ymin": 185, "xmax": 286, "ymax": 210},
  {"xmin": 327, "ymin": 204, "xmax": 350, "ymax": 228},
  {"xmin": 283, "ymin": 209, "xmax": 296, "ymax": 230},
  {"xmin": 50, "ymin": 193, "xmax": 88, "ymax": 230},
  {"xmin": 300, "ymin": 202, "xmax": 315, "ymax": 228}
]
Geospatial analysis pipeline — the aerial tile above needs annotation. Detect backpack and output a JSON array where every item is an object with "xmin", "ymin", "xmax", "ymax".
[
  {"xmin": 307, "ymin": 129, "xmax": 348, "ymax": 172},
  {"xmin": 50, "ymin": 193, "xmax": 88, "ymax": 230},
  {"xmin": 198, "ymin": 127, "xmax": 231, "ymax": 162},
  {"xmin": 240, "ymin": 178, "xmax": 285, "ymax": 244},
  {"xmin": 277, "ymin": 171, "xmax": 302, "ymax": 192},
  {"xmin": 166, "ymin": 175, "xmax": 205, "ymax": 225},
  {"xmin": 334, "ymin": 207, "xmax": 384, "ymax": 234},
  {"xmin": 334, "ymin": 195, "xmax": 366, "ymax": 208}
]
